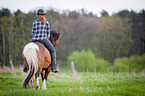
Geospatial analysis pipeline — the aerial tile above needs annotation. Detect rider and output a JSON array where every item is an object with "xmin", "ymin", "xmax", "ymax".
[{"xmin": 24, "ymin": 9, "xmax": 59, "ymax": 73}]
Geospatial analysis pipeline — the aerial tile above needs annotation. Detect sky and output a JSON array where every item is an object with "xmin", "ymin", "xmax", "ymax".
[{"xmin": 0, "ymin": 0, "xmax": 145, "ymax": 16}]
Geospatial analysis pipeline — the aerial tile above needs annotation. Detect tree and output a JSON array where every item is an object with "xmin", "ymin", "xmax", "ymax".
[
  {"xmin": 117, "ymin": 9, "xmax": 130, "ymax": 18},
  {"xmin": 0, "ymin": 8, "xmax": 11, "ymax": 18},
  {"xmin": 68, "ymin": 11, "xmax": 80, "ymax": 18},
  {"xmin": 0, "ymin": 16, "xmax": 9, "ymax": 65},
  {"xmin": 8, "ymin": 16, "xmax": 14, "ymax": 64},
  {"xmin": 100, "ymin": 9, "xmax": 109, "ymax": 17},
  {"xmin": 95, "ymin": 15, "xmax": 132, "ymax": 62},
  {"xmin": 129, "ymin": 10, "xmax": 145, "ymax": 55},
  {"xmin": 18, "ymin": 13, "xmax": 26, "ymax": 45},
  {"xmin": 81, "ymin": 8, "xmax": 88, "ymax": 16},
  {"xmin": 14, "ymin": 9, "xmax": 23, "ymax": 26},
  {"xmin": 0, "ymin": 8, "xmax": 11, "ymax": 65}
]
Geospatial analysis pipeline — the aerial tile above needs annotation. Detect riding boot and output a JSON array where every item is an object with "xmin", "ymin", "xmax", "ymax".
[
  {"xmin": 51, "ymin": 63, "xmax": 59, "ymax": 73},
  {"xmin": 51, "ymin": 52, "xmax": 59, "ymax": 73},
  {"xmin": 52, "ymin": 69, "xmax": 59, "ymax": 73}
]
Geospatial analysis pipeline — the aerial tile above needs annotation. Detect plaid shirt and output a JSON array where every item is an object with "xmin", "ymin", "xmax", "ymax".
[{"xmin": 31, "ymin": 19, "xmax": 50, "ymax": 40}]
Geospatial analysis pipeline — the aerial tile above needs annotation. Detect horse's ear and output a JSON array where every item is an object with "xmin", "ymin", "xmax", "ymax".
[
  {"xmin": 57, "ymin": 33, "xmax": 62, "ymax": 38},
  {"xmin": 56, "ymin": 32, "xmax": 61, "ymax": 42},
  {"xmin": 57, "ymin": 33, "xmax": 60, "ymax": 37}
]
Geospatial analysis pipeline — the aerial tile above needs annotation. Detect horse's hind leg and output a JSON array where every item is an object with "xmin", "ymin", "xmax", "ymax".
[
  {"xmin": 35, "ymin": 76, "xmax": 40, "ymax": 90},
  {"xmin": 30, "ymin": 79, "xmax": 33, "ymax": 88},
  {"xmin": 35, "ymin": 68, "xmax": 42, "ymax": 90},
  {"xmin": 42, "ymin": 67, "xmax": 51, "ymax": 90}
]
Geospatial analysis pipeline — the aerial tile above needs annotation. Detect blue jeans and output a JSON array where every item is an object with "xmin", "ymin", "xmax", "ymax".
[{"xmin": 31, "ymin": 38, "xmax": 57, "ymax": 69}]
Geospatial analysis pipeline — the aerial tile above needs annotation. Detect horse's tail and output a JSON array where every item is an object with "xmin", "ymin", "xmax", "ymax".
[{"xmin": 22, "ymin": 42, "xmax": 39, "ymax": 88}]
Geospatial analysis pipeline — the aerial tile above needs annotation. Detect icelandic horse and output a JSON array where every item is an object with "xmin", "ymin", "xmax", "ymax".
[{"xmin": 22, "ymin": 30, "xmax": 61, "ymax": 90}]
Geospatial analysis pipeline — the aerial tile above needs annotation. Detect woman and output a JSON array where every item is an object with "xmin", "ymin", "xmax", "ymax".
[{"xmin": 24, "ymin": 9, "xmax": 58, "ymax": 73}]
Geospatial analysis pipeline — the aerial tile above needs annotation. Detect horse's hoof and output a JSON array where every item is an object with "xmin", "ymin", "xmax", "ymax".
[
  {"xmin": 35, "ymin": 86, "xmax": 40, "ymax": 90},
  {"xmin": 42, "ymin": 86, "xmax": 47, "ymax": 90},
  {"xmin": 42, "ymin": 88, "xmax": 47, "ymax": 90}
]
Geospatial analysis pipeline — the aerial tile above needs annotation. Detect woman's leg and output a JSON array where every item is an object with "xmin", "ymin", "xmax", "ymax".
[{"xmin": 38, "ymin": 39, "xmax": 58, "ymax": 72}]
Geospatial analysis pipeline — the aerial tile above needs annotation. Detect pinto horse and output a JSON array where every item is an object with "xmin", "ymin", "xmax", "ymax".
[{"xmin": 22, "ymin": 30, "xmax": 60, "ymax": 90}]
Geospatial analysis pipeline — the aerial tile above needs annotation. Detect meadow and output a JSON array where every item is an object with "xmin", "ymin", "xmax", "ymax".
[{"xmin": 0, "ymin": 71, "xmax": 145, "ymax": 96}]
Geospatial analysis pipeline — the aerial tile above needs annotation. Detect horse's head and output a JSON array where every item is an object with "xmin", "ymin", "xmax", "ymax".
[{"xmin": 50, "ymin": 30, "xmax": 61, "ymax": 48}]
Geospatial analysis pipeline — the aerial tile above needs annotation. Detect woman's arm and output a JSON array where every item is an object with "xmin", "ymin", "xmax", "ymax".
[
  {"xmin": 31, "ymin": 21, "xmax": 35, "ymax": 35},
  {"xmin": 46, "ymin": 21, "xmax": 50, "ymax": 38}
]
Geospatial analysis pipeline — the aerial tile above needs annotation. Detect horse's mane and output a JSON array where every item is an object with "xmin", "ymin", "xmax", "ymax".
[{"xmin": 49, "ymin": 30, "xmax": 60, "ymax": 47}]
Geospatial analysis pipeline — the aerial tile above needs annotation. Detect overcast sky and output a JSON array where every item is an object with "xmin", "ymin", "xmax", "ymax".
[{"xmin": 0, "ymin": 0, "xmax": 145, "ymax": 16}]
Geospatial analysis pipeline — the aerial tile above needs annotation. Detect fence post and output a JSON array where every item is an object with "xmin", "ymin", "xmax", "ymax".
[{"xmin": 71, "ymin": 61, "xmax": 76, "ymax": 76}]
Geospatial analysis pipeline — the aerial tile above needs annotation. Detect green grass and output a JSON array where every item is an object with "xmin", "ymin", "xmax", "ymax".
[{"xmin": 0, "ymin": 72, "xmax": 145, "ymax": 96}]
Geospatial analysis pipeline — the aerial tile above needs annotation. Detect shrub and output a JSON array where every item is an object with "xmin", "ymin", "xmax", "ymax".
[
  {"xmin": 113, "ymin": 54, "xmax": 145, "ymax": 72},
  {"xmin": 67, "ymin": 49, "xmax": 96, "ymax": 72},
  {"xmin": 129, "ymin": 54, "xmax": 145, "ymax": 72},
  {"xmin": 113, "ymin": 57, "xmax": 129, "ymax": 72},
  {"xmin": 95, "ymin": 58, "xmax": 110, "ymax": 72},
  {"xmin": 67, "ymin": 49, "xmax": 110, "ymax": 72}
]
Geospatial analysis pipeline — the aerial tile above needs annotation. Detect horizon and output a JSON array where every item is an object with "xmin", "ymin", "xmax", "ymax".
[{"xmin": 0, "ymin": 0, "xmax": 145, "ymax": 17}]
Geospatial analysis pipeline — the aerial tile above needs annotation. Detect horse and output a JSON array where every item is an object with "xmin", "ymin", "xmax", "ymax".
[{"xmin": 22, "ymin": 30, "xmax": 61, "ymax": 90}]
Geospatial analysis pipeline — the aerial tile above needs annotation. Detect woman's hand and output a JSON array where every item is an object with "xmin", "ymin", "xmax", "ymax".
[{"xmin": 48, "ymin": 34, "xmax": 50, "ymax": 39}]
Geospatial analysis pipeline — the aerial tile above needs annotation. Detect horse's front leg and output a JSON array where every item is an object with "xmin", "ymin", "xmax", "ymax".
[
  {"xmin": 42, "ymin": 67, "xmax": 51, "ymax": 90},
  {"xmin": 35, "ymin": 68, "xmax": 42, "ymax": 90}
]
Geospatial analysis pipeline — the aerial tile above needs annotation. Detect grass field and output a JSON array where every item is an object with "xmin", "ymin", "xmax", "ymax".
[{"xmin": 0, "ymin": 71, "xmax": 145, "ymax": 96}]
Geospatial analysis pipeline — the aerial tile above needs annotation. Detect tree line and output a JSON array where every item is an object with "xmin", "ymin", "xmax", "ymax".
[{"xmin": 0, "ymin": 8, "xmax": 145, "ymax": 71}]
